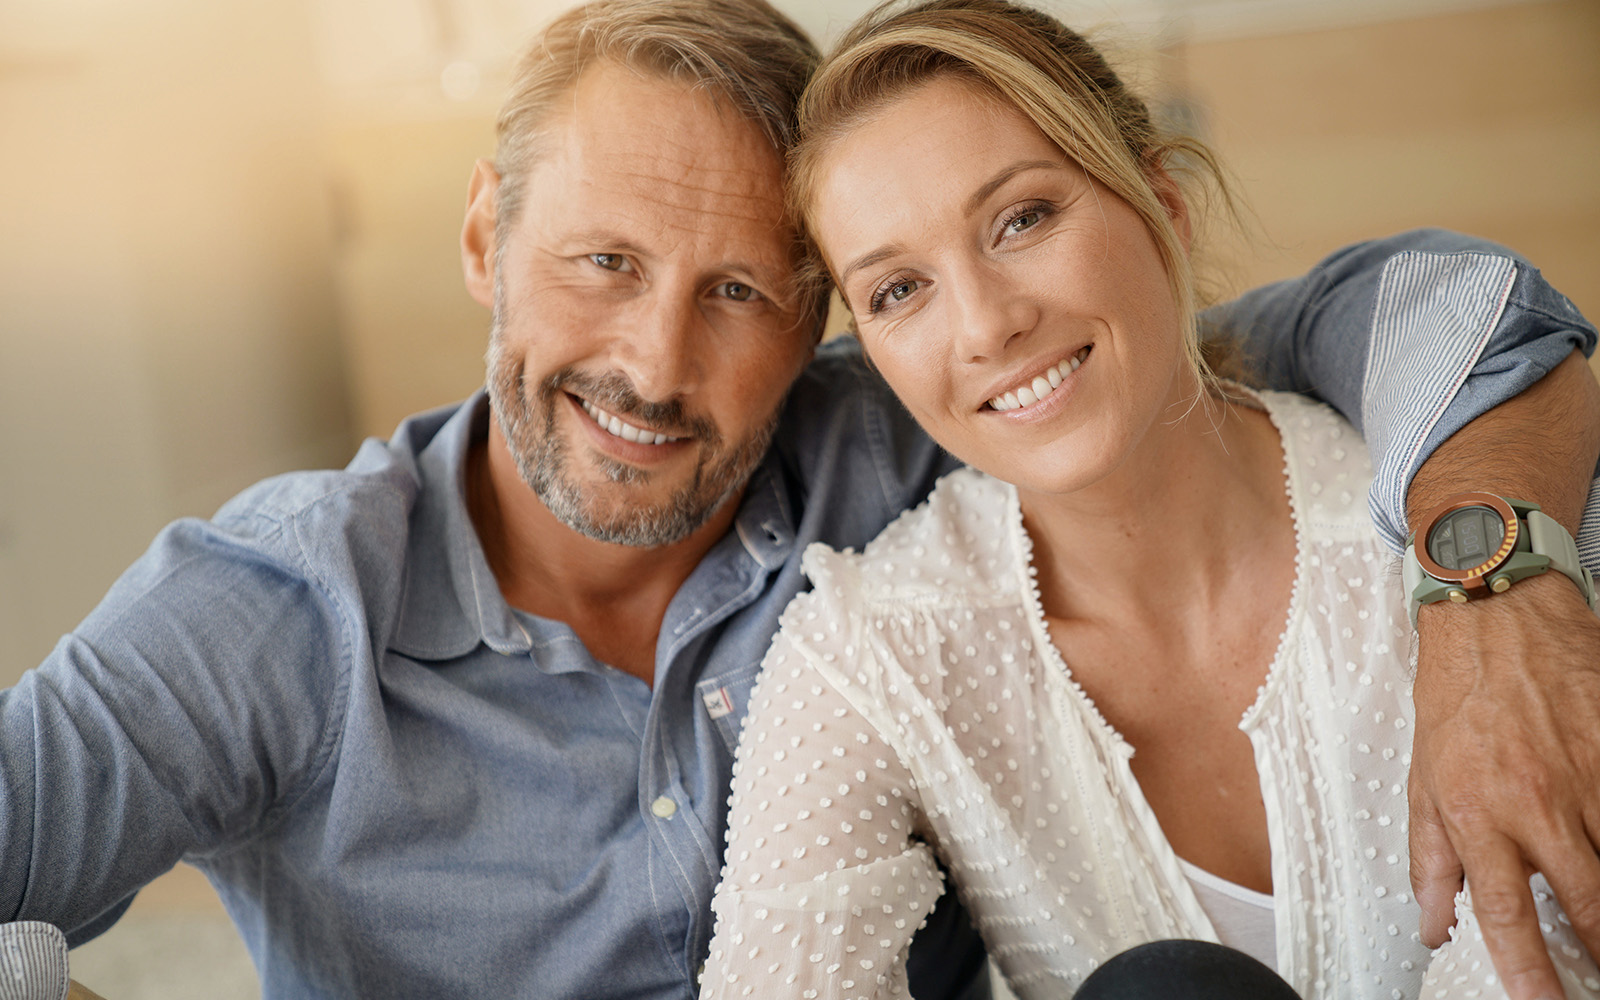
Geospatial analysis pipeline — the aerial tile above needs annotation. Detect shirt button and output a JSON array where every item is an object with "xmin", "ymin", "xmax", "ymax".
[{"xmin": 650, "ymin": 795, "xmax": 678, "ymax": 819}]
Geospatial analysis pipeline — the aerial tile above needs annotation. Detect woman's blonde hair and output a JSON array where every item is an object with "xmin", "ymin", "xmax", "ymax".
[{"xmin": 789, "ymin": 0, "xmax": 1242, "ymax": 383}]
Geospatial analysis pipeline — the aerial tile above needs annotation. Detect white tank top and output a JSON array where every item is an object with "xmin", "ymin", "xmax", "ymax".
[{"xmin": 1179, "ymin": 859, "xmax": 1278, "ymax": 972}]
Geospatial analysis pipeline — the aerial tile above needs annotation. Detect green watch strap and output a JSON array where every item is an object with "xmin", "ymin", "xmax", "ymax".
[{"xmin": 1526, "ymin": 508, "xmax": 1598, "ymax": 610}]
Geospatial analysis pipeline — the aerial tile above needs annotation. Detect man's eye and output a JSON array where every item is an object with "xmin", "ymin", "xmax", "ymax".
[
  {"xmin": 719, "ymin": 282, "xmax": 756, "ymax": 302},
  {"xmin": 590, "ymin": 253, "xmax": 627, "ymax": 271}
]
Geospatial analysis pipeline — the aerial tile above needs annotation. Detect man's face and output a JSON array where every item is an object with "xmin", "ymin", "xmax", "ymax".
[{"xmin": 472, "ymin": 61, "xmax": 813, "ymax": 547}]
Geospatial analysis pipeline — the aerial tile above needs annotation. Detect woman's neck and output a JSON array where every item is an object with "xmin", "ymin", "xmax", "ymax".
[{"xmin": 1020, "ymin": 386, "xmax": 1291, "ymax": 630}]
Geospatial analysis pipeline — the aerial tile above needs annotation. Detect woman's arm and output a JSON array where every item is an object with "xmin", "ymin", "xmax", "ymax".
[{"xmin": 701, "ymin": 611, "xmax": 944, "ymax": 1000}]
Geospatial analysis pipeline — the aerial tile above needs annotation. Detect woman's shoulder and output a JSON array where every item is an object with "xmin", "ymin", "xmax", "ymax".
[
  {"xmin": 1256, "ymin": 389, "xmax": 1380, "ymax": 538},
  {"xmin": 797, "ymin": 466, "xmax": 1022, "ymax": 612}
]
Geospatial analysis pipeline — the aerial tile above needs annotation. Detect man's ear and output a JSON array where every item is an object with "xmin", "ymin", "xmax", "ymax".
[{"xmin": 461, "ymin": 159, "xmax": 501, "ymax": 309}]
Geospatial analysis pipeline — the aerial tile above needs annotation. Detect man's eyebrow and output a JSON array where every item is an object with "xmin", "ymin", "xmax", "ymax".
[
  {"xmin": 562, "ymin": 230, "xmax": 649, "ymax": 256},
  {"xmin": 962, "ymin": 158, "xmax": 1063, "ymax": 216}
]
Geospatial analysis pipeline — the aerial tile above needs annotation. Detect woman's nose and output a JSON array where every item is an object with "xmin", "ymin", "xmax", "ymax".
[{"xmin": 949, "ymin": 265, "xmax": 1037, "ymax": 363}]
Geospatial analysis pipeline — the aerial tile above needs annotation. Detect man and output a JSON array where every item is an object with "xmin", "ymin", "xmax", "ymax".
[{"xmin": 1, "ymin": 1, "xmax": 1597, "ymax": 998}]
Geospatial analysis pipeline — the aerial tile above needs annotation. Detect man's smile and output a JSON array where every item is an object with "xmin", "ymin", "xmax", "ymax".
[{"xmin": 577, "ymin": 396, "xmax": 685, "ymax": 445}]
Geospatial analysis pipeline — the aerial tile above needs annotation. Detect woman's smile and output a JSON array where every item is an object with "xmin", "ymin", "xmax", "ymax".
[{"xmin": 983, "ymin": 345, "xmax": 1091, "ymax": 412}]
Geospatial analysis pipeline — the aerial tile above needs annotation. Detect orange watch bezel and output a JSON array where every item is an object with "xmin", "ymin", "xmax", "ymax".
[{"xmin": 1412, "ymin": 492, "xmax": 1519, "ymax": 597}]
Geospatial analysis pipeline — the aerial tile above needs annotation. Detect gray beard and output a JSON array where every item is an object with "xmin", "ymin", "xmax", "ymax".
[{"xmin": 484, "ymin": 282, "xmax": 778, "ymax": 548}]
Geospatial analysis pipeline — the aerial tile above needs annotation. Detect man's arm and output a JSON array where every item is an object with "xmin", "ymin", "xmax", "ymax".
[
  {"xmin": 1406, "ymin": 350, "xmax": 1600, "ymax": 1000},
  {"xmin": 1207, "ymin": 228, "xmax": 1600, "ymax": 1000},
  {"xmin": 0, "ymin": 510, "xmax": 346, "ymax": 941}
]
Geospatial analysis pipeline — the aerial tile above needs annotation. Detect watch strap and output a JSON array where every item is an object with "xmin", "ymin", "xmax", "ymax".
[
  {"xmin": 1527, "ymin": 508, "xmax": 1599, "ymax": 613},
  {"xmin": 1406, "ymin": 501, "xmax": 1597, "ymax": 627}
]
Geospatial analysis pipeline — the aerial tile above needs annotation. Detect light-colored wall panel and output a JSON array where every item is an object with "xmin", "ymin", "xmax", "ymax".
[{"xmin": 1181, "ymin": 0, "xmax": 1599, "ymax": 326}]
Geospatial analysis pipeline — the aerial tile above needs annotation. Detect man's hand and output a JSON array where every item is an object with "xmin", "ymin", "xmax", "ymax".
[
  {"xmin": 1412, "ymin": 574, "xmax": 1600, "ymax": 1000},
  {"xmin": 1406, "ymin": 350, "xmax": 1600, "ymax": 1000}
]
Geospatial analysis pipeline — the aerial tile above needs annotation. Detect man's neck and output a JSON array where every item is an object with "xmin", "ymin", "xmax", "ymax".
[{"xmin": 465, "ymin": 424, "xmax": 743, "ymax": 688}]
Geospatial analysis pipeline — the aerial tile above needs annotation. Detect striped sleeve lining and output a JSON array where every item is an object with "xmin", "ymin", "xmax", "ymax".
[
  {"xmin": 1577, "ymin": 477, "xmax": 1600, "ymax": 574},
  {"xmin": 1360, "ymin": 250, "xmax": 1517, "ymax": 552},
  {"xmin": 0, "ymin": 922, "xmax": 68, "ymax": 1000}
]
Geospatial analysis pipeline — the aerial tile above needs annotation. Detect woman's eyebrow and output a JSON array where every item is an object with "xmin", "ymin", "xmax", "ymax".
[
  {"xmin": 963, "ymin": 158, "xmax": 1061, "ymax": 216},
  {"xmin": 839, "ymin": 244, "xmax": 907, "ymax": 288},
  {"xmin": 837, "ymin": 159, "xmax": 1062, "ymax": 288}
]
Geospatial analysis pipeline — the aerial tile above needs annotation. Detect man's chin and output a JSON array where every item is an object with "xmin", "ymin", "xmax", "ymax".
[{"xmin": 536, "ymin": 474, "xmax": 729, "ymax": 549}]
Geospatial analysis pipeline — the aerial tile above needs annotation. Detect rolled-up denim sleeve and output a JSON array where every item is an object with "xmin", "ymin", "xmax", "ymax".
[{"xmin": 1202, "ymin": 228, "xmax": 1598, "ymax": 554}]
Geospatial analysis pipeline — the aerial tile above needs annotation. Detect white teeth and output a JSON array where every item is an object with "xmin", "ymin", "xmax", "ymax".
[
  {"xmin": 987, "ymin": 347, "xmax": 1090, "ymax": 412},
  {"xmin": 579, "ymin": 399, "xmax": 679, "ymax": 445}
]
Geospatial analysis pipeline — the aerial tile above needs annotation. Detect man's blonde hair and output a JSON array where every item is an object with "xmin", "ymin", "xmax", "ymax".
[{"xmin": 790, "ymin": 0, "xmax": 1240, "ymax": 381}]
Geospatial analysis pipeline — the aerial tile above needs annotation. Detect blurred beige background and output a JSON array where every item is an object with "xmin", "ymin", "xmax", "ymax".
[{"xmin": 1, "ymin": 0, "xmax": 1596, "ymax": 995}]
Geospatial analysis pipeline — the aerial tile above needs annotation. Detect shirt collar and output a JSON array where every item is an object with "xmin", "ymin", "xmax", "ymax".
[
  {"xmin": 391, "ymin": 392, "xmax": 530, "ymax": 660},
  {"xmin": 389, "ymin": 391, "xmax": 800, "ymax": 661}
]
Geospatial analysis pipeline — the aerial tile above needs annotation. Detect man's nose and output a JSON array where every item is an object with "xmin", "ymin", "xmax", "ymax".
[
  {"xmin": 950, "ymin": 264, "xmax": 1037, "ymax": 363},
  {"xmin": 614, "ymin": 290, "xmax": 701, "ymax": 403}
]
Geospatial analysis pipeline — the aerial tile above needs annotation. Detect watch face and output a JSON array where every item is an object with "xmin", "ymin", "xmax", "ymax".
[{"xmin": 1426, "ymin": 504, "xmax": 1506, "ymax": 572}]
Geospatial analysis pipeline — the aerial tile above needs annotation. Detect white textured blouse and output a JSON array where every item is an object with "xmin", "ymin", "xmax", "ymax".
[{"xmin": 702, "ymin": 391, "xmax": 1600, "ymax": 1000}]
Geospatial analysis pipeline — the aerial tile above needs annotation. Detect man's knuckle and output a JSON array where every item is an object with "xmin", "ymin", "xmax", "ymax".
[
  {"xmin": 1470, "ymin": 882, "xmax": 1535, "ymax": 924},
  {"xmin": 1557, "ymin": 889, "xmax": 1600, "ymax": 933}
]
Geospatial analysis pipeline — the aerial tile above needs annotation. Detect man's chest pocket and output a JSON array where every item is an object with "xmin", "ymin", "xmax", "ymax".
[{"xmin": 695, "ymin": 662, "xmax": 763, "ymax": 755}]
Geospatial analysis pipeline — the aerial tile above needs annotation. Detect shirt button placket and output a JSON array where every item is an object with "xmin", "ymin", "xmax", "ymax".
[{"xmin": 650, "ymin": 795, "xmax": 678, "ymax": 819}]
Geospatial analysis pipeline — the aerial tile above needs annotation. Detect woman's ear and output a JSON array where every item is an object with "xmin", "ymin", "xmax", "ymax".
[
  {"xmin": 1146, "ymin": 161, "xmax": 1193, "ymax": 253},
  {"xmin": 461, "ymin": 159, "xmax": 501, "ymax": 309}
]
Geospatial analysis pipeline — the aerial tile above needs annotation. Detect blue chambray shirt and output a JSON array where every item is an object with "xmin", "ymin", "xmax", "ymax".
[{"xmin": 1, "ymin": 231, "xmax": 1595, "ymax": 999}]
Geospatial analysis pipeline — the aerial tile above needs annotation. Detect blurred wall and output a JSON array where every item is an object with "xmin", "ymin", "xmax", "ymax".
[
  {"xmin": 1184, "ymin": 0, "xmax": 1599, "ymax": 309},
  {"xmin": 0, "ymin": 0, "xmax": 352, "ymax": 683}
]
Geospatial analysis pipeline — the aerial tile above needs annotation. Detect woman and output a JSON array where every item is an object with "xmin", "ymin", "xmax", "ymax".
[{"xmin": 698, "ymin": 1, "xmax": 1600, "ymax": 998}]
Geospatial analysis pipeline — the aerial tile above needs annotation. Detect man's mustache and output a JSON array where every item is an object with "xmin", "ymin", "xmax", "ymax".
[{"xmin": 541, "ymin": 368, "xmax": 720, "ymax": 445}]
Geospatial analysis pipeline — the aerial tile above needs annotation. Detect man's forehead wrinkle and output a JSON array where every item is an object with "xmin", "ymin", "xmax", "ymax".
[
  {"xmin": 563, "ymin": 149, "xmax": 786, "ymax": 237},
  {"xmin": 574, "ymin": 127, "xmax": 780, "ymax": 207}
]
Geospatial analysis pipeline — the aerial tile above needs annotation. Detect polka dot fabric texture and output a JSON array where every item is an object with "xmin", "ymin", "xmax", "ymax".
[{"xmin": 701, "ymin": 391, "xmax": 1600, "ymax": 1000}]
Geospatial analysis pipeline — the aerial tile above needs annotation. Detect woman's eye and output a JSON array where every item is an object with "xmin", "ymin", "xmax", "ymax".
[
  {"xmin": 719, "ymin": 281, "xmax": 756, "ymax": 302},
  {"xmin": 590, "ymin": 253, "xmax": 627, "ymax": 271},
  {"xmin": 869, "ymin": 279, "xmax": 920, "ymax": 313},
  {"xmin": 1007, "ymin": 211, "xmax": 1041, "ymax": 234}
]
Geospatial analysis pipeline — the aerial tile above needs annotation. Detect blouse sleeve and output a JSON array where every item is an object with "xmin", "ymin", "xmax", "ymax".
[
  {"xmin": 701, "ymin": 596, "xmax": 946, "ymax": 1000},
  {"xmin": 1422, "ymin": 876, "xmax": 1600, "ymax": 998}
]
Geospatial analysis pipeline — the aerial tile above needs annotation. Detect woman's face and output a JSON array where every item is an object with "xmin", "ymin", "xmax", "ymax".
[{"xmin": 811, "ymin": 74, "xmax": 1195, "ymax": 497}]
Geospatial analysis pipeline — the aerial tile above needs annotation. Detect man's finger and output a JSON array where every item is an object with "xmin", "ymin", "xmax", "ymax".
[
  {"xmin": 1409, "ymin": 787, "xmax": 1465, "ymax": 948},
  {"xmin": 1523, "ymin": 813, "xmax": 1600, "ymax": 970},
  {"xmin": 1459, "ymin": 833, "xmax": 1564, "ymax": 1000}
]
